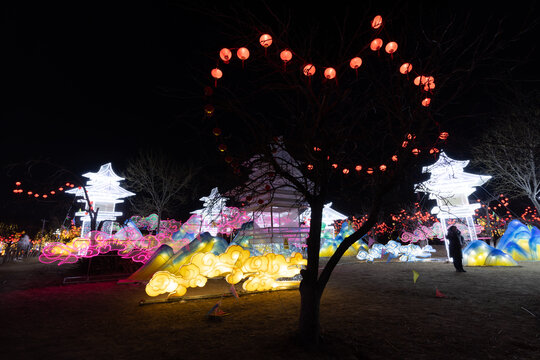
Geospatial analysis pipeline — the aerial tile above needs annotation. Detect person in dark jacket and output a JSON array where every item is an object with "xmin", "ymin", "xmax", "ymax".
[{"xmin": 446, "ymin": 225, "xmax": 466, "ymax": 272}]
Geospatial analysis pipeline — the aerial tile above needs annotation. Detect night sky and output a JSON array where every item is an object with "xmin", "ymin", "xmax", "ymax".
[{"xmin": 2, "ymin": 1, "xmax": 539, "ymax": 232}]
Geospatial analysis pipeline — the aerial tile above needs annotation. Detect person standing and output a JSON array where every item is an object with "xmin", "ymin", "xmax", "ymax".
[
  {"xmin": 446, "ymin": 225, "xmax": 466, "ymax": 272},
  {"xmin": 16, "ymin": 234, "xmax": 30, "ymax": 260}
]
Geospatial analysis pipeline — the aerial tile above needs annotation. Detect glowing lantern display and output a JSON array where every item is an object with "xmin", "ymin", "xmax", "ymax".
[
  {"xmin": 204, "ymin": 104, "xmax": 215, "ymax": 116},
  {"xmin": 15, "ymin": 181, "xmax": 21, "ymax": 186},
  {"xmin": 211, "ymin": 68, "xmax": 223, "ymax": 87},
  {"xmin": 430, "ymin": 147, "xmax": 440, "ymax": 154},
  {"xmin": 350, "ymin": 57, "xmax": 362, "ymax": 69},
  {"xmin": 355, "ymin": 165, "xmax": 362, "ymax": 172},
  {"xmin": 219, "ymin": 48, "xmax": 232, "ymax": 63},
  {"xmin": 324, "ymin": 67, "xmax": 336, "ymax": 80},
  {"xmin": 342, "ymin": 168, "xmax": 349, "ymax": 174},
  {"xmin": 259, "ymin": 34, "xmax": 272, "ymax": 48},
  {"xmin": 237, "ymin": 47, "xmax": 250, "ymax": 63},
  {"xmin": 392, "ymin": 155, "xmax": 398, "ymax": 162},
  {"xmin": 212, "ymin": 127, "xmax": 222, "ymax": 136},
  {"xmin": 379, "ymin": 164, "xmax": 387, "ymax": 171},
  {"xmin": 366, "ymin": 168, "xmax": 374, "ymax": 174},
  {"xmin": 370, "ymin": 38, "xmax": 383, "ymax": 51},
  {"xmin": 371, "ymin": 15, "xmax": 383, "ymax": 29},
  {"xmin": 422, "ymin": 98, "xmax": 431, "ymax": 107},
  {"xmin": 218, "ymin": 144, "xmax": 227, "ymax": 152},
  {"xmin": 303, "ymin": 64, "xmax": 316, "ymax": 77},
  {"xmin": 280, "ymin": 49, "xmax": 293, "ymax": 70},
  {"xmin": 307, "ymin": 164, "xmax": 314, "ymax": 170},
  {"xmin": 331, "ymin": 163, "xmax": 338, "ymax": 169},
  {"xmin": 412, "ymin": 148, "xmax": 420, "ymax": 156},
  {"xmin": 385, "ymin": 41, "xmax": 398, "ymax": 54},
  {"xmin": 399, "ymin": 63, "xmax": 412, "ymax": 74},
  {"xmin": 439, "ymin": 132, "xmax": 449, "ymax": 140}
]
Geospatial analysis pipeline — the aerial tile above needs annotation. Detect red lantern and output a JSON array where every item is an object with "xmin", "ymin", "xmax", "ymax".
[
  {"xmin": 204, "ymin": 104, "xmax": 215, "ymax": 116},
  {"xmin": 391, "ymin": 155, "xmax": 398, "ymax": 162},
  {"xmin": 237, "ymin": 47, "xmax": 250, "ymax": 66},
  {"xmin": 212, "ymin": 127, "xmax": 222, "ymax": 136},
  {"xmin": 439, "ymin": 132, "xmax": 449, "ymax": 140},
  {"xmin": 259, "ymin": 34, "xmax": 272, "ymax": 48},
  {"xmin": 350, "ymin": 57, "xmax": 362, "ymax": 70},
  {"xmin": 218, "ymin": 144, "xmax": 227, "ymax": 152},
  {"xmin": 367, "ymin": 168, "xmax": 374, "ymax": 174},
  {"xmin": 219, "ymin": 48, "xmax": 232, "ymax": 63},
  {"xmin": 429, "ymin": 147, "xmax": 440, "ymax": 154},
  {"xmin": 379, "ymin": 164, "xmax": 387, "ymax": 172},
  {"xmin": 279, "ymin": 49, "xmax": 293, "ymax": 71},
  {"xmin": 15, "ymin": 181, "xmax": 21, "ymax": 186},
  {"xmin": 421, "ymin": 98, "xmax": 431, "ymax": 107},
  {"xmin": 412, "ymin": 148, "xmax": 420, "ymax": 156},
  {"xmin": 331, "ymin": 163, "xmax": 338, "ymax": 169},
  {"xmin": 303, "ymin": 64, "xmax": 316, "ymax": 77},
  {"xmin": 307, "ymin": 164, "xmax": 314, "ymax": 170},
  {"xmin": 27, "ymin": 191, "xmax": 32, "ymax": 195},
  {"xmin": 355, "ymin": 165, "xmax": 362, "ymax": 172},
  {"xmin": 371, "ymin": 15, "xmax": 383, "ymax": 29},
  {"xmin": 370, "ymin": 38, "xmax": 383, "ymax": 51},
  {"xmin": 211, "ymin": 68, "xmax": 223, "ymax": 87},
  {"xmin": 50, "ymin": 191, "xmax": 55, "ymax": 195},
  {"xmin": 385, "ymin": 41, "xmax": 398, "ymax": 54},
  {"xmin": 324, "ymin": 67, "xmax": 336, "ymax": 80},
  {"xmin": 342, "ymin": 168, "xmax": 350, "ymax": 174},
  {"xmin": 399, "ymin": 63, "xmax": 412, "ymax": 74}
]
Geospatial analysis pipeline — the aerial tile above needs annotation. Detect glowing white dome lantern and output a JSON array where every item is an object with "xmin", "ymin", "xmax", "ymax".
[
  {"xmin": 415, "ymin": 152, "xmax": 491, "ymax": 259},
  {"xmin": 66, "ymin": 163, "xmax": 135, "ymax": 237}
]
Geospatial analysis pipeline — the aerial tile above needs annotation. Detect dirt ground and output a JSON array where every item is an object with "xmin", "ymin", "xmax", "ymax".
[{"xmin": 1, "ymin": 253, "xmax": 539, "ymax": 360}]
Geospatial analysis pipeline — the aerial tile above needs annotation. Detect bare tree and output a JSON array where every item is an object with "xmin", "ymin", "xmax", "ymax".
[
  {"xmin": 189, "ymin": 1, "xmax": 537, "ymax": 349},
  {"xmin": 124, "ymin": 149, "xmax": 198, "ymax": 232},
  {"xmin": 472, "ymin": 91, "xmax": 540, "ymax": 216}
]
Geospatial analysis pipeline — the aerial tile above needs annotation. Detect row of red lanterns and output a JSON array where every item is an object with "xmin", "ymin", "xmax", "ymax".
[
  {"xmin": 211, "ymin": 24, "xmax": 435, "ymax": 108},
  {"xmin": 12, "ymin": 181, "xmax": 75, "ymax": 198}
]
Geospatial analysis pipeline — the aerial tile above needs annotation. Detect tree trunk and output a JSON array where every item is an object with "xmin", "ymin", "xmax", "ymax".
[{"xmin": 298, "ymin": 199, "xmax": 324, "ymax": 347}]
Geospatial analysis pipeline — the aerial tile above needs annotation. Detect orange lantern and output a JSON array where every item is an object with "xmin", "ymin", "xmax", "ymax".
[
  {"xmin": 370, "ymin": 38, "xmax": 383, "ymax": 51},
  {"xmin": 42, "ymin": 194, "xmax": 48, "ymax": 198},
  {"xmin": 439, "ymin": 132, "xmax": 449, "ymax": 140},
  {"xmin": 211, "ymin": 68, "xmax": 223, "ymax": 87},
  {"xmin": 34, "ymin": 193, "xmax": 39, "ymax": 198},
  {"xmin": 391, "ymin": 155, "xmax": 398, "ymax": 162},
  {"xmin": 399, "ymin": 63, "xmax": 412, "ymax": 74},
  {"xmin": 421, "ymin": 98, "xmax": 431, "ymax": 107},
  {"xmin": 27, "ymin": 191, "xmax": 32, "ymax": 195},
  {"xmin": 350, "ymin": 57, "xmax": 362, "ymax": 69},
  {"xmin": 237, "ymin": 47, "xmax": 250, "ymax": 64},
  {"xmin": 307, "ymin": 164, "xmax": 314, "ymax": 170},
  {"xmin": 219, "ymin": 48, "xmax": 232, "ymax": 63},
  {"xmin": 280, "ymin": 49, "xmax": 293, "ymax": 71},
  {"xmin": 342, "ymin": 168, "xmax": 350, "ymax": 174},
  {"xmin": 412, "ymin": 148, "xmax": 420, "ymax": 156},
  {"xmin": 402, "ymin": 141, "xmax": 408, "ymax": 148},
  {"xmin": 50, "ymin": 191, "xmax": 55, "ymax": 195},
  {"xmin": 385, "ymin": 41, "xmax": 398, "ymax": 54},
  {"xmin": 367, "ymin": 168, "xmax": 374, "ymax": 175},
  {"xmin": 303, "ymin": 64, "xmax": 316, "ymax": 77},
  {"xmin": 204, "ymin": 104, "xmax": 215, "ymax": 116},
  {"xmin": 15, "ymin": 181, "xmax": 21, "ymax": 186},
  {"xmin": 379, "ymin": 164, "xmax": 387, "ymax": 172},
  {"xmin": 259, "ymin": 34, "xmax": 272, "ymax": 48},
  {"xmin": 355, "ymin": 165, "xmax": 362, "ymax": 172},
  {"xmin": 429, "ymin": 147, "xmax": 440, "ymax": 154},
  {"xmin": 324, "ymin": 67, "xmax": 336, "ymax": 80},
  {"xmin": 371, "ymin": 15, "xmax": 383, "ymax": 29},
  {"xmin": 331, "ymin": 163, "xmax": 338, "ymax": 169}
]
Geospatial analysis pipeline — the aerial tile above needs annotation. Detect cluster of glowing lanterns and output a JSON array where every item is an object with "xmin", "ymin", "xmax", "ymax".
[
  {"xmin": 12, "ymin": 181, "xmax": 75, "ymax": 198},
  {"xmin": 210, "ymin": 15, "xmax": 435, "ymax": 107}
]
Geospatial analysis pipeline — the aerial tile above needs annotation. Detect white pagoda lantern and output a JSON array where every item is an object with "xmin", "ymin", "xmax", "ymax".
[
  {"xmin": 415, "ymin": 151, "xmax": 491, "ymax": 258},
  {"xmin": 67, "ymin": 163, "xmax": 135, "ymax": 237}
]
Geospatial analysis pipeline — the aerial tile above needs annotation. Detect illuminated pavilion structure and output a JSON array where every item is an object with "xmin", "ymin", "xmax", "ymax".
[
  {"xmin": 415, "ymin": 151, "xmax": 491, "ymax": 258},
  {"xmin": 67, "ymin": 163, "xmax": 135, "ymax": 237}
]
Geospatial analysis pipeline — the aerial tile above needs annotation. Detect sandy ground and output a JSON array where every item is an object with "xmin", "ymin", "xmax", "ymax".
[{"xmin": 1, "ymin": 254, "xmax": 540, "ymax": 360}]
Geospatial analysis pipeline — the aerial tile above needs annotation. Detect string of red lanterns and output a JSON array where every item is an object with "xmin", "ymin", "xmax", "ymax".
[
  {"xmin": 12, "ymin": 181, "xmax": 76, "ymax": 199},
  {"xmin": 206, "ymin": 14, "xmax": 447, "ymax": 177}
]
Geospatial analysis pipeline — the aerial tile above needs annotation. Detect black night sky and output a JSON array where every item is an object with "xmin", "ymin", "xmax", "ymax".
[{"xmin": 2, "ymin": 1, "xmax": 539, "ymax": 232}]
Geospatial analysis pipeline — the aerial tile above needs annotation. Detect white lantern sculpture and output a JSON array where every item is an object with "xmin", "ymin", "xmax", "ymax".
[
  {"xmin": 66, "ymin": 163, "xmax": 135, "ymax": 237},
  {"xmin": 415, "ymin": 152, "xmax": 491, "ymax": 259}
]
